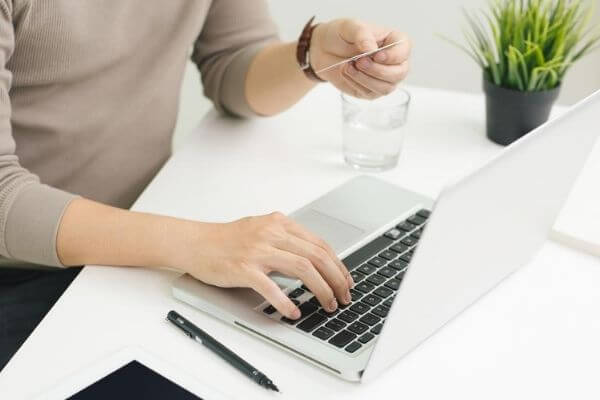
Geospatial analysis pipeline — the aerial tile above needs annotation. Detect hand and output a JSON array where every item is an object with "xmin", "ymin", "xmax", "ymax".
[
  {"xmin": 310, "ymin": 19, "xmax": 412, "ymax": 99},
  {"xmin": 179, "ymin": 212, "xmax": 354, "ymax": 320}
]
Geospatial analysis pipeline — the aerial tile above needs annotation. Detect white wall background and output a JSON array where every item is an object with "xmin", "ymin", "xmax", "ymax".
[{"xmin": 173, "ymin": 0, "xmax": 600, "ymax": 147}]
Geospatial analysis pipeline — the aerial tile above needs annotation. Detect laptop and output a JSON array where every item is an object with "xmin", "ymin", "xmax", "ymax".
[{"xmin": 172, "ymin": 89, "xmax": 599, "ymax": 382}]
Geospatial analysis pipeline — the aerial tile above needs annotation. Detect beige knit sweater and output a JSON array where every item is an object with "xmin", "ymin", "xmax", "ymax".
[{"xmin": 0, "ymin": 0, "xmax": 278, "ymax": 268}]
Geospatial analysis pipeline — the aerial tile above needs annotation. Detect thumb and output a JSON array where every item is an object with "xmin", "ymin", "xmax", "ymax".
[{"xmin": 339, "ymin": 20, "xmax": 378, "ymax": 53}]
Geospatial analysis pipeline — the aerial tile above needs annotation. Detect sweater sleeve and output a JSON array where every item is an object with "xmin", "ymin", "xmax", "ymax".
[
  {"xmin": 191, "ymin": 0, "xmax": 280, "ymax": 117},
  {"xmin": 0, "ymin": 1, "xmax": 76, "ymax": 268}
]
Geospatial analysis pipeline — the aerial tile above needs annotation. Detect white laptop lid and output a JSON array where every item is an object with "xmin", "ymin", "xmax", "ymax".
[{"xmin": 363, "ymin": 90, "xmax": 600, "ymax": 382}]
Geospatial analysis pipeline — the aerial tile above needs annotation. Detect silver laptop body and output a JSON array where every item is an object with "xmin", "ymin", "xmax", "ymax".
[{"xmin": 173, "ymin": 89, "xmax": 599, "ymax": 382}]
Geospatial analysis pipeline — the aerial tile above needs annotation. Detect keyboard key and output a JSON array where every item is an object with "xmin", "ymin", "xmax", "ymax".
[
  {"xmin": 309, "ymin": 296, "xmax": 320, "ymax": 305},
  {"xmin": 401, "ymin": 236, "xmax": 418, "ymax": 247},
  {"xmin": 296, "ymin": 313, "xmax": 326, "ymax": 332},
  {"xmin": 342, "ymin": 236, "xmax": 393, "ymax": 271},
  {"xmin": 397, "ymin": 221, "xmax": 417, "ymax": 232},
  {"xmin": 325, "ymin": 319, "xmax": 346, "ymax": 331},
  {"xmin": 368, "ymin": 257, "xmax": 386, "ymax": 268},
  {"xmin": 408, "ymin": 215, "xmax": 427, "ymax": 226},
  {"xmin": 301, "ymin": 284, "xmax": 310, "ymax": 291},
  {"xmin": 298, "ymin": 301, "xmax": 318, "ymax": 319},
  {"xmin": 359, "ymin": 313, "xmax": 381, "ymax": 326},
  {"xmin": 350, "ymin": 271, "xmax": 366, "ymax": 283},
  {"xmin": 339, "ymin": 310, "xmax": 359, "ymax": 323},
  {"xmin": 350, "ymin": 289, "xmax": 363, "ymax": 301},
  {"xmin": 357, "ymin": 264, "xmax": 376, "ymax": 275},
  {"xmin": 329, "ymin": 330, "xmax": 356, "ymax": 348},
  {"xmin": 366, "ymin": 274, "xmax": 385, "ymax": 286},
  {"xmin": 345, "ymin": 341, "xmax": 362, "ymax": 353},
  {"xmin": 359, "ymin": 332, "xmax": 375, "ymax": 344},
  {"xmin": 411, "ymin": 229, "xmax": 423, "ymax": 239},
  {"xmin": 388, "ymin": 259, "xmax": 408, "ymax": 270},
  {"xmin": 291, "ymin": 299, "xmax": 300, "ymax": 306},
  {"xmin": 383, "ymin": 298, "xmax": 394, "ymax": 308},
  {"xmin": 377, "ymin": 267, "xmax": 396, "ymax": 278},
  {"xmin": 355, "ymin": 281, "xmax": 375, "ymax": 294},
  {"xmin": 349, "ymin": 302, "xmax": 369, "ymax": 315},
  {"xmin": 385, "ymin": 279, "xmax": 401, "ymax": 291},
  {"xmin": 281, "ymin": 316, "xmax": 298, "ymax": 324},
  {"xmin": 417, "ymin": 209, "xmax": 431, "ymax": 218},
  {"xmin": 362, "ymin": 294, "xmax": 382, "ymax": 307},
  {"xmin": 288, "ymin": 288, "xmax": 305, "ymax": 298},
  {"xmin": 396, "ymin": 269, "xmax": 407, "ymax": 280},
  {"xmin": 318, "ymin": 308, "xmax": 339, "ymax": 318},
  {"xmin": 371, "ymin": 323, "xmax": 383, "ymax": 334},
  {"xmin": 263, "ymin": 305, "xmax": 276, "ymax": 315},
  {"xmin": 373, "ymin": 287, "xmax": 394, "ymax": 298},
  {"xmin": 384, "ymin": 228, "xmax": 404, "ymax": 240},
  {"xmin": 312, "ymin": 326, "xmax": 335, "ymax": 340},
  {"xmin": 347, "ymin": 321, "xmax": 369, "ymax": 335},
  {"xmin": 389, "ymin": 243, "xmax": 409, "ymax": 254},
  {"xmin": 400, "ymin": 253, "xmax": 413, "ymax": 263},
  {"xmin": 372, "ymin": 306, "xmax": 389, "ymax": 318},
  {"xmin": 378, "ymin": 250, "xmax": 397, "ymax": 260}
]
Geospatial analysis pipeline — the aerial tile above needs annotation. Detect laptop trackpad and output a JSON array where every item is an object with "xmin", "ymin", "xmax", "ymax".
[{"xmin": 292, "ymin": 209, "xmax": 365, "ymax": 254}]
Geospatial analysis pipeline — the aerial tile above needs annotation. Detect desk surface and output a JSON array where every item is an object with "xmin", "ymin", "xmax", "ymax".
[{"xmin": 2, "ymin": 85, "xmax": 599, "ymax": 400}]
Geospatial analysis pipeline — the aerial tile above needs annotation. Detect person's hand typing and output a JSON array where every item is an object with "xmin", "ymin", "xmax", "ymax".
[
  {"xmin": 310, "ymin": 19, "xmax": 412, "ymax": 99},
  {"xmin": 178, "ymin": 212, "xmax": 353, "ymax": 320}
]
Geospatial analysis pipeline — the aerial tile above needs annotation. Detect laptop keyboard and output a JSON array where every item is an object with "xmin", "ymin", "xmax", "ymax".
[{"xmin": 260, "ymin": 208, "xmax": 431, "ymax": 356}]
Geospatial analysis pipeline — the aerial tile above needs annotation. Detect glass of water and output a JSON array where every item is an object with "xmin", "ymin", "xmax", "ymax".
[{"xmin": 341, "ymin": 88, "xmax": 411, "ymax": 171}]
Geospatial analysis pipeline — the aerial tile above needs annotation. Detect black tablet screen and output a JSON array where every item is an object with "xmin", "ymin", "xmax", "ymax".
[{"xmin": 68, "ymin": 360, "xmax": 203, "ymax": 399}]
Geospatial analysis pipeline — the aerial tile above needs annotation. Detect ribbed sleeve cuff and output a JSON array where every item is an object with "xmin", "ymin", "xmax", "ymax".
[
  {"xmin": 220, "ymin": 42, "xmax": 275, "ymax": 118},
  {"xmin": 4, "ymin": 183, "xmax": 77, "ymax": 267}
]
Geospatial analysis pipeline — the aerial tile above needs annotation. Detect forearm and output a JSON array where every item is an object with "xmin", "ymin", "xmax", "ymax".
[
  {"xmin": 56, "ymin": 197, "xmax": 204, "ymax": 270},
  {"xmin": 245, "ymin": 41, "xmax": 317, "ymax": 116}
]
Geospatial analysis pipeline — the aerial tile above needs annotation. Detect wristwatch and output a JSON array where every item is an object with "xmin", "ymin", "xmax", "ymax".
[{"xmin": 296, "ymin": 16, "xmax": 326, "ymax": 82}]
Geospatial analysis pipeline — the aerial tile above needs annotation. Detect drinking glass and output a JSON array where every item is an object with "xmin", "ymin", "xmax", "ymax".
[{"xmin": 341, "ymin": 88, "xmax": 411, "ymax": 171}]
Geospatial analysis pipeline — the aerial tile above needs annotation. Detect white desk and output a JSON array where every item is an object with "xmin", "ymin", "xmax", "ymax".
[{"xmin": 2, "ymin": 85, "xmax": 599, "ymax": 399}]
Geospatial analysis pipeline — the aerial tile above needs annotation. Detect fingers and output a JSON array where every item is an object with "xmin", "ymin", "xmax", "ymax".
[
  {"xmin": 355, "ymin": 58, "xmax": 410, "ymax": 84},
  {"xmin": 284, "ymin": 220, "xmax": 354, "ymax": 290},
  {"xmin": 341, "ymin": 73, "xmax": 376, "ymax": 99},
  {"xmin": 278, "ymin": 235, "xmax": 351, "ymax": 306},
  {"xmin": 338, "ymin": 19, "xmax": 379, "ymax": 52},
  {"xmin": 250, "ymin": 271, "xmax": 301, "ymax": 320},
  {"xmin": 344, "ymin": 63, "xmax": 397, "ymax": 96},
  {"xmin": 373, "ymin": 31, "xmax": 412, "ymax": 65},
  {"xmin": 267, "ymin": 248, "xmax": 339, "ymax": 313}
]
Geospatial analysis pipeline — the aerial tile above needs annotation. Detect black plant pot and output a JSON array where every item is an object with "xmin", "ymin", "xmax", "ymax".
[{"xmin": 483, "ymin": 78, "xmax": 560, "ymax": 146}]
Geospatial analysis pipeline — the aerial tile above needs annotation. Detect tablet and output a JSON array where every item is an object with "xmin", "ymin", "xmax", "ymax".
[{"xmin": 36, "ymin": 347, "xmax": 231, "ymax": 400}]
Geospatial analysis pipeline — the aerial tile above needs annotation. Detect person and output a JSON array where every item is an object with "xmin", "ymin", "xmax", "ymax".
[{"xmin": 0, "ymin": 0, "xmax": 411, "ymax": 369}]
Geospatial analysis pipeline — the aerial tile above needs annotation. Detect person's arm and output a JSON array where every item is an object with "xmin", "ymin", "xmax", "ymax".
[
  {"xmin": 245, "ymin": 19, "xmax": 413, "ymax": 116},
  {"xmin": 0, "ymin": 1, "xmax": 78, "ymax": 268},
  {"xmin": 57, "ymin": 198, "xmax": 352, "ymax": 320}
]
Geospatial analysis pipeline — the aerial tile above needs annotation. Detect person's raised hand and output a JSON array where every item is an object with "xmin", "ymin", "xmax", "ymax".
[
  {"xmin": 310, "ymin": 19, "xmax": 412, "ymax": 99},
  {"xmin": 180, "ymin": 212, "xmax": 354, "ymax": 320}
]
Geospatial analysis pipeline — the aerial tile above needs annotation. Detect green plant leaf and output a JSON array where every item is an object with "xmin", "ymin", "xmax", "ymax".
[{"xmin": 440, "ymin": 0, "xmax": 599, "ymax": 91}]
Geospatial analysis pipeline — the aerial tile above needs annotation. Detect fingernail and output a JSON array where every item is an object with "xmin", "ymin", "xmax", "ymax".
[
  {"xmin": 375, "ymin": 52, "xmax": 387, "ymax": 62},
  {"xmin": 358, "ymin": 57, "xmax": 371, "ymax": 70},
  {"xmin": 344, "ymin": 291, "xmax": 351, "ymax": 305},
  {"xmin": 291, "ymin": 308, "xmax": 301, "ymax": 320},
  {"xmin": 328, "ymin": 298, "xmax": 338, "ymax": 312}
]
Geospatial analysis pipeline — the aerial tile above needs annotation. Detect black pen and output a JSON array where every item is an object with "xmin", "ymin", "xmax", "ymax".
[{"xmin": 166, "ymin": 310, "xmax": 279, "ymax": 392}]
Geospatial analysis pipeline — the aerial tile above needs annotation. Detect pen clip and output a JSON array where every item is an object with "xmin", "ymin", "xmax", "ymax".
[{"xmin": 167, "ymin": 310, "xmax": 196, "ymax": 339}]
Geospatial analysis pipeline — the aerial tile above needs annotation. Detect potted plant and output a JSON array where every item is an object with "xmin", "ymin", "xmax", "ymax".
[{"xmin": 445, "ymin": 0, "xmax": 600, "ymax": 145}]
